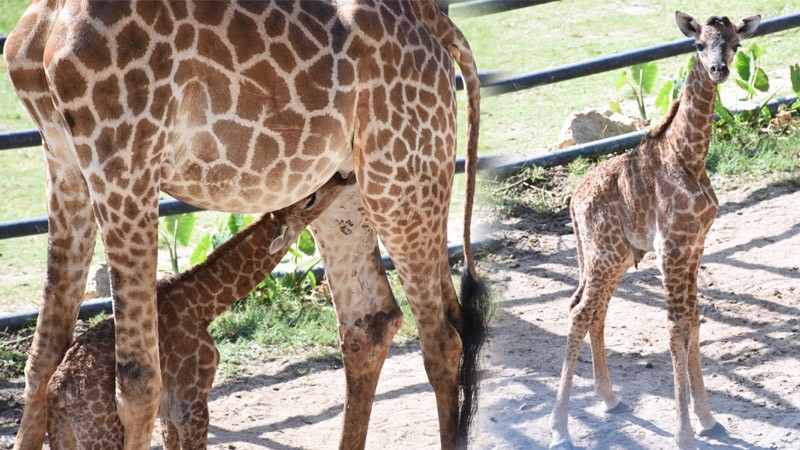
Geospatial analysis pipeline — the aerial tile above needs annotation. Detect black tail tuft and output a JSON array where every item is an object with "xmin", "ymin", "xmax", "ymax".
[{"xmin": 456, "ymin": 269, "xmax": 493, "ymax": 448}]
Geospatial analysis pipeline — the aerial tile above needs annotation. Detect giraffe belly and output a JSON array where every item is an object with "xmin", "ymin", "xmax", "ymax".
[{"xmin": 162, "ymin": 130, "xmax": 352, "ymax": 214}]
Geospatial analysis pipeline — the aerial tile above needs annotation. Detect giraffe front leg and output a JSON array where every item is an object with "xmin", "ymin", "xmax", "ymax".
[
  {"xmin": 89, "ymin": 175, "xmax": 162, "ymax": 450},
  {"xmin": 15, "ymin": 158, "xmax": 96, "ymax": 450},
  {"xmin": 311, "ymin": 184, "xmax": 402, "ymax": 450},
  {"xmin": 683, "ymin": 260, "xmax": 722, "ymax": 438},
  {"xmin": 660, "ymin": 242, "xmax": 705, "ymax": 450}
]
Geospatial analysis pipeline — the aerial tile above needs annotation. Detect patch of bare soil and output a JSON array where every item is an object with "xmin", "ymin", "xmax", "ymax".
[
  {"xmin": 474, "ymin": 177, "xmax": 800, "ymax": 449},
  {"xmin": 0, "ymin": 178, "xmax": 798, "ymax": 449}
]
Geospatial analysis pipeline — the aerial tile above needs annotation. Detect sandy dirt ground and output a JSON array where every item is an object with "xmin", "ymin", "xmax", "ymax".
[{"xmin": 0, "ymin": 178, "xmax": 798, "ymax": 449}]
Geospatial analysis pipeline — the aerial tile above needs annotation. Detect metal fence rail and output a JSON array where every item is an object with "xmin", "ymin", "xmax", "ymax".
[{"xmin": 484, "ymin": 12, "xmax": 800, "ymax": 96}]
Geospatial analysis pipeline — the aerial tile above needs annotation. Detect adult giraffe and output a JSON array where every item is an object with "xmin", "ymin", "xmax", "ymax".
[{"xmin": 4, "ymin": 1, "xmax": 488, "ymax": 448}]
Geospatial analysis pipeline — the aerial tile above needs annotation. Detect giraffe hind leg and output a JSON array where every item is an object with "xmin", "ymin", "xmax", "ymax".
[
  {"xmin": 550, "ymin": 242, "xmax": 632, "ymax": 449},
  {"xmin": 354, "ymin": 147, "xmax": 463, "ymax": 448}
]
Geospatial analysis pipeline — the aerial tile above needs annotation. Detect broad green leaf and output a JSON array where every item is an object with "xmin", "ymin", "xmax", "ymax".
[
  {"xmin": 173, "ymin": 213, "xmax": 196, "ymax": 246},
  {"xmin": 750, "ymin": 43, "xmax": 766, "ymax": 59},
  {"xmin": 734, "ymin": 51, "xmax": 751, "ymax": 82},
  {"xmin": 162, "ymin": 215, "xmax": 178, "ymax": 240},
  {"xmin": 683, "ymin": 54, "xmax": 696, "ymax": 75},
  {"xmin": 190, "ymin": 234, "xmax": 212, "ymax": 266},
  {"xmin": 758, "ymin": 106, "xmax": 772, "ymax": 124},
  {"xmin": 264, "ymin": 276, "xmax": 279, "ymax": 291},
  {"xmin": 609, "ymin": 101, "xmax": 622, "ymax": 114},
  {"xmin": 286, "ymin": 246, "xmax": 302, "ymax": 259},
  {"xmin": 638, "ymin": 62, "xmax": 659, "ymax": 94},
  {"xmin": 735, "ymin": 78, "xmax": 755, "ymax": 96},
  {"xmin": 615, "ymin": 70, "xmax": 628, "ymax": 90},
  {"xmin": 714, "ymin": 97, "xmax": 736, "ymax": 127},
  {"xmin": 227, "ymin": 213, "xmax": 245, "ymax": 235},
  {"xmin": 655, "ymin": 81, "xmax": 674, "ymax": 115},
  {"xmin": 303, "ymin": 270, "xmax": 317, "ymax": 290},
  {"xmin": 792, "ymin": 99, "xmax": 800, "ymax": 110},
  {"xmin": 789, "ymin": 64, "xmax": 800, "ymax": 95},
  {"xmin": 753, "ymin": 67, "xmax": 769, "ymax": 92},
  {"xmin": 297, "ymin": 229, "xmax": 316, "ymax": 256}
]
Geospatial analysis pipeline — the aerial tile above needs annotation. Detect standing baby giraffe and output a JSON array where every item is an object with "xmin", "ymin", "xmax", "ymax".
[
  {"xmin": 5, "ymin": 1, "xmax": 487, "ymax": 448},
  {"xmin": 46, "ymin": 174, "xmax": 353, "ymax": 449},
  {"xmin": 549, "ymin": 12, "xmax": 760, "ymax": 450}
]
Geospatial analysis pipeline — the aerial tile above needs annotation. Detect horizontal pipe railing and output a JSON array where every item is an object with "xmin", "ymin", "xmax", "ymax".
[
  {"xmin": 0, "ymin": 129, "xmax": 42, "ymax": 150},
  {"xmin": 484, "ymin": 12, "xmax": 800, "ymax": 96},
  {"xmin": 488, "ymin": 94, "xmax": 800, "ymax": 177},
  {"xmin": 0, "ymin": 238, "xmax": 490, "ymax": 332},
  {"xmin": 0, "ymin": 198, "xmax": 205, "ymax": 240},
  {"xmin": 1, "ymin": 94, "xmax": 797, "ymax": 240}
]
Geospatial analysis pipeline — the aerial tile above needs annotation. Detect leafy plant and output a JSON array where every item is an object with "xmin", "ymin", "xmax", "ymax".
[
  {"xmin": 159, "ymin": 213, "xmax": 196, "ymax": 273},
  {"xmin": 190, "ymin": 213, "xmax": 254, "ymax": 266},
  {"xmin": 734, "ymin": 43, "xmax": 769, "ymax": 100},
  {"xmin": 790, "ymin": 63, "xmax": 800, "ymax": 110},
  {"xmin": 191, "ymin": 212, "xmax": 321, "ymax": 306},
  {"xmin": 88, "ymin": 311, "xmax": 108, "ymax": 328},
  {"xmin": 655, "ymin": 55, "xmax": 695, "ymax": 115},
  {"xmin": 258, "ymin": 229, "xmax": 320, "ymax": 305},
  {"xmin": 613, "ymin": 62, "xmax": 659, "ymax": 120}
]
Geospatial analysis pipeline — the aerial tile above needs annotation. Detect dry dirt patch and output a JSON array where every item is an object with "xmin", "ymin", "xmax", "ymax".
[{"xmin": 474, "ymin": 179, "xmax": 800, "ymax": 449}]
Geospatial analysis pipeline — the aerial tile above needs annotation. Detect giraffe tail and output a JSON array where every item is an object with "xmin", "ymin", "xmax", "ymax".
[{"xmin": 418, "ymin": 4, "xmax": 493, "ymax": 446}]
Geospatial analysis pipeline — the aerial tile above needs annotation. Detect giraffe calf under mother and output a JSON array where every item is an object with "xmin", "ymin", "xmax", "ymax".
[
  {"xmin": 549, "ymin": 11, "xmax": 760, "ymax": 450},
  {"xmin": 5, "ymin": 1, "xmax": 488, "ymax": 449},
  {"xmin": 46, "ymin": 174, "xmax": 353, "ymax": 449}
]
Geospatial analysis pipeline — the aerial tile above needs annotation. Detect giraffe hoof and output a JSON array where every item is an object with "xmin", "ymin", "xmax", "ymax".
[
  {"xmin": 698, "ymin": 422, "xmax": 727, "ymax": 438},
  {"xmin": 549, "ymin": 439, "xmax": 576, "ymax": 450},
  {"xmin": 606, "ymin": 400, "xmax": 632, "ymax": 414}
]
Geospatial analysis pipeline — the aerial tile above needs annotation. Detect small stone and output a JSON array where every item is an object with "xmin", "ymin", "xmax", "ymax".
[{"xmin": 645, "ymin": 361, "xmax": 654, "ymax": 369}]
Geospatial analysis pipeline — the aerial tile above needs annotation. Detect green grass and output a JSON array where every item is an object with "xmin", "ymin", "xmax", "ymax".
[
  {"xmin": 208, "ymin": 269, "xmax": 421, "ymax": 379},
  {"xmin": 454, "ymin": 0, "xmax": 800, "ymax": 153},
  {"xmin": 707, "ymin": 126, "xmax": 800, "ymax": 180}
]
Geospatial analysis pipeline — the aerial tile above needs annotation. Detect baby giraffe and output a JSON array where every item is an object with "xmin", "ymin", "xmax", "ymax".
[
  {"xmin": 550, "ymin": 12, "xmax": 760, "ymax": 450},
  {"xmin": 46, "ymin": 173, "xmax": 354, "ymax": 449}
]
